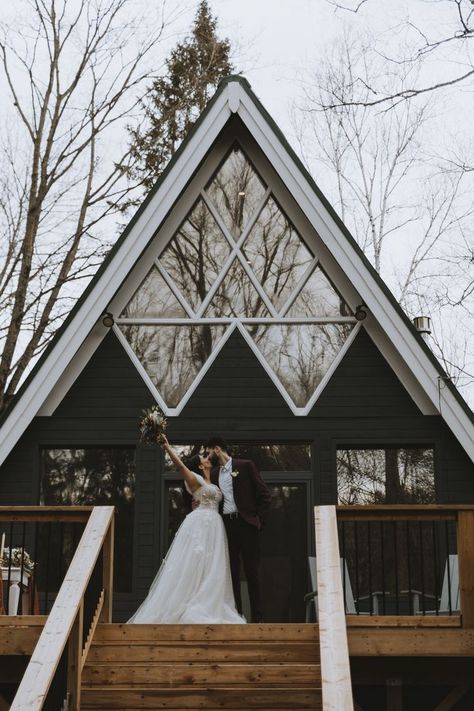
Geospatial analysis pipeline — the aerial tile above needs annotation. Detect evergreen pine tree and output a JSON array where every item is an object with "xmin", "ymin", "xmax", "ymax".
[{"xmin": 130, "ymin": 1, "xmax": 234, "ymax": 190}]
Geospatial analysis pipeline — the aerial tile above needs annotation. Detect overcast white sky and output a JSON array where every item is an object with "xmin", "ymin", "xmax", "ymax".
[{"xmin": 1, "ymin": 0, "xmax": 472, "ymax": 401}]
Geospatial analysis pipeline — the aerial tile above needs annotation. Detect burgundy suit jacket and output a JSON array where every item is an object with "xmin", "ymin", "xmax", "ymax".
[{"xmin": 211, "ymin": 458, "xmax": 272, "ymax": 530}]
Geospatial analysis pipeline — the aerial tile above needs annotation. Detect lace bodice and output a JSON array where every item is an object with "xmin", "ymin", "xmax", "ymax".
[{"xmin": 186, "ymin": 473, "xmax": 222, "ymax": 511}]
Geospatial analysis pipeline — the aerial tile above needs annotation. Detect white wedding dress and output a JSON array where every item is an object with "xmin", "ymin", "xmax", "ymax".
[{"xmin": 128, "ymin": 473, "xmax": 245, "ymax": 624}]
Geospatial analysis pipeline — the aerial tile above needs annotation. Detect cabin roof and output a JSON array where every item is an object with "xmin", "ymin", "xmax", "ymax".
[{"xmin": 0, "ymin": 75, "xmax": 473, "ymax": 465}]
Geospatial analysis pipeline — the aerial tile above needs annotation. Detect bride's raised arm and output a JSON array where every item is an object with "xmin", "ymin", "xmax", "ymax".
[{"xmin": 160, "ymin": 435, "xmax": 201, "ymax": 493}]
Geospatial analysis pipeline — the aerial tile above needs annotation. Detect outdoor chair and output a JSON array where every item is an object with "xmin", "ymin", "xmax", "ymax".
[
  {"xmin": 401, "ymin": 554, "xmax": 460, "ymax": 616},
  {"xmin": 304, "ymin": 556, "xmax": 387, "ymax": 621}
]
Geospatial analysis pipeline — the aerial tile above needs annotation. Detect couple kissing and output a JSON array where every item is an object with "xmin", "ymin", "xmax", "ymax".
[{"xmin": 128, "ymin": 436, "xmax": 272, "ymax": 625}]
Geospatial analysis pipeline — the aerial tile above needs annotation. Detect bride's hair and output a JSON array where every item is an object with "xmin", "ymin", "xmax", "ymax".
[{"xmin": 185, "ymin": 454, "xmax": 202, "ymax": 474}]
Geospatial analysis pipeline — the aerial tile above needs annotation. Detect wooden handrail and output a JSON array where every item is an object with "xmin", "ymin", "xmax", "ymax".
[
  {"xmin": 315, "ymin": 506, "xmax": 353, "ymax": 711},
  {"xmin": 336, "ymin": 504, "xmax": 474, "ymax": 521},
  {"xmin": 10, "ymin": 506, "xmax": 115, "ymax": 711},
  {"xmin": 0, "ymin": 506, "xmax": 94, "ymax": 523}
]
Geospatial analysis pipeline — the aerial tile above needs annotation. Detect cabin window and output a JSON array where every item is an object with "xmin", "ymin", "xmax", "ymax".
[
  {"xmin": 116, "ymin": 145, "xmax": 356, "ymax": 413},
  {"xmin": 40, "ymin": 447, "xmax": 135, "ymax": 592},
  {"xmin": 164, "ymin": 443, "xmax": 311, "ymax": 472},
  {"xmin": 336, "ymin": 447, "xmax": 435, "ymax": 504}
]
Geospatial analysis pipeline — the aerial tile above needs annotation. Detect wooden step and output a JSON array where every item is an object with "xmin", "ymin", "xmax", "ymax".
[
  {"xmin": 82, "ymin": 661, "xmax": 321, "ymax": 686},
  {"xmin": 80, "ymin": 685, "xmax": 322, "ymax": 709},
  {"xmin": 87, "ymin": 640, "xmax": 319, "ymax": 663},
  {"xmin": 93, "ymin": 623, "xmax": 318, "ymax": 642},
  {"xmin": 81, "ymin": 623, "xmax": 322, "ymax": 709}
]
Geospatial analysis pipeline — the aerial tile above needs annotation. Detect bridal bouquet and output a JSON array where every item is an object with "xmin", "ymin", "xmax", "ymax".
[{"xmin": 139, "ymin": 405, "xmax": 167, "ymax": 445}]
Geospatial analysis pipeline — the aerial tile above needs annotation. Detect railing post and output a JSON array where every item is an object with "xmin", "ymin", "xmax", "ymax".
[
  {"xmin": 457, "ymin": 510, "xmax": 474, "ymax": 628},
  {"xmin": 99, "ymin": 514, "xmax": 114, "ymax": 623},
  {"xmin": 315, "ymin": 505, "xmax": 353, "ymax": 711},
  {"xmin": 67, "ymin": 599, "xmax": 83, "ymax": 710}
]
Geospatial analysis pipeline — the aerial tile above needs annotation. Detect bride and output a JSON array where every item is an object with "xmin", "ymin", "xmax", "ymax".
[{"xmin": 128, "ymin": 436, "xmax": 245, "ymax": 624}]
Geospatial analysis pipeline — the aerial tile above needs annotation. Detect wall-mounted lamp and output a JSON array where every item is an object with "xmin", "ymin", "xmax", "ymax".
[
  {"xmin": 413, "ymin": 316, "xmax": 431, "ymax": 343},
  {"xmin": 354, "ymin": 304, "xmax": 367, "ymax": 321},
  {"xmin": 413, "ymin": 315, "xmax": 431, "ymax": 337},
  {"xmin": 102, "ymin": 312, "xmax": 115, "ymax": 328}
]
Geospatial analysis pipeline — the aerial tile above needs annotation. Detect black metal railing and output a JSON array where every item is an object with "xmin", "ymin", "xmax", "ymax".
[
  {"xmin": 0, "ymin": 507, "xmax": 92, "ymax": 615},
  {"xmin": 336, "ymin": 506, "xmax": 467, "ymax": 618}
]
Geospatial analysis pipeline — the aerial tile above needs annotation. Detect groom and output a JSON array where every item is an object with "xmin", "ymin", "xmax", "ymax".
[{"xmin": 204, "ymin": 437, "xmax": 272, "ymax": 623}]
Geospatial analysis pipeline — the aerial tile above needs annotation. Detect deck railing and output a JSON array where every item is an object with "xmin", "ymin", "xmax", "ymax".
[
  {"xmin": 2, "ymin": 506, "xmax": 115, "ymax": 711},
  {"xmin": 0, "ymin": 506, "xmax": 94, "ymax": 615},
  {"xmin": 335, "ymin": 505, "xmax": 474, "ymax": 626}
]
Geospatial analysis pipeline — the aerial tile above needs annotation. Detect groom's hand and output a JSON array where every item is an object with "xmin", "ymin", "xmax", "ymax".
[{"xmin": 192, "ymin": 499, "xmax": 199, "ymax": 510}]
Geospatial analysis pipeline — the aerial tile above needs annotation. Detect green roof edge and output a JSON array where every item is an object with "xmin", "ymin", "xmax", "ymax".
[{"xmin": 1, "ymin": 74, "xmax": 472, "ymax": 432}]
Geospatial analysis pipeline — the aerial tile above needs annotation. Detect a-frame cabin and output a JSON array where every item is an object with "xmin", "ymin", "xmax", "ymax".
[{"xmin": 0, "ymin": 77, "xmax": 473, "ymax": 710}]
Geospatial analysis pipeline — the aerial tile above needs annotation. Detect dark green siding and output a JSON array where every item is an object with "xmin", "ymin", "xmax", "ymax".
[{"xmin": 0, "ymin": 327, "xmax": 472, "ymax": 619}]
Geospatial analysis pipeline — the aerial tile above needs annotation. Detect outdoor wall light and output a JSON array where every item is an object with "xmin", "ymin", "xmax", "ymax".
[
  {"xmin": 102, "ymin": 312, "xmax": 115, "ymax": 328},
  {"xmin": 354, "ymin": 304, "xmax": 367, "ymax": 321},
  {"xmin": 413, "ymin": 315, "xmax": 431, "ymax": 335}
]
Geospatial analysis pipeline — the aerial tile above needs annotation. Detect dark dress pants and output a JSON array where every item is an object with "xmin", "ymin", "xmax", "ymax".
[{"xmin": 223, "ymin": 514, "xmax": 262, "ymax": 622}]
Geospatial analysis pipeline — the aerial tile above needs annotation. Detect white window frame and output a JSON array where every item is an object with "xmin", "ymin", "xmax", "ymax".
[{"xmin": 111, "ymin": 132, "xmax": 362, "ymax": 416}]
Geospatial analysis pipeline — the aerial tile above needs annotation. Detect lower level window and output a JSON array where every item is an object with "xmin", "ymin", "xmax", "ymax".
[
  {"xmin": 40, "ymin": 447, "xmax": 135, "ymax": 592},
  {"xmin": 337, "ymin": 447, "xmax": 435, "ymax": 504}
]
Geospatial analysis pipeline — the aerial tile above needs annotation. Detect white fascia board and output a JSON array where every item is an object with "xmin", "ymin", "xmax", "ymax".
[
  {"xmin": 235, "ymin": 87, "xmax": 474, "ymax": 462},
  {"xmin": 0, "ymin": 92, "xmax": 231, "ymax": 467}
]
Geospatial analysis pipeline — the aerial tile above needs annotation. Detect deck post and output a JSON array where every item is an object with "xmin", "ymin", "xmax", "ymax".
[
  {"xmin": 315, "ymin": 505, "xmax": 353, "ymax": 711},
  {"xmin": 100, "ymin": 514, "xmax": 114, "ymax": 623},
  {"xmin": 67, "ymin": 599, "xmax": 83, "ymax": 711},
  {"xmin": 457, "ymin": 510, "xmax": 474, "ymax": 628}
]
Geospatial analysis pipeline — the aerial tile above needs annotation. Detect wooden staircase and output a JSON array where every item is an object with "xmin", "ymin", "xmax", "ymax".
[{"xmin": 80, "ymin": 623, "xmax": 321, "ymax": 709}]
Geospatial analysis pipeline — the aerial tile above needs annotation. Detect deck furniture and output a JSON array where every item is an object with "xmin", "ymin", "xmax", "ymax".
[
  {"xmin": 402, "ymin": 554, "xmax": 460, "ymax": 615},
  {"xmin": 305, "ymin": 556, "xmax": 387, "ymax": 621}
]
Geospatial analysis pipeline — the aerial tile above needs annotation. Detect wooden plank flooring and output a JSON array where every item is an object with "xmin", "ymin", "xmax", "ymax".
[
  {"xmin": 81, "ymin": 624, "xmax": 322, "ymax": 710},
  {"xmin": 0, "ymin": 616, "xmax": 46, "ymax": 655}
]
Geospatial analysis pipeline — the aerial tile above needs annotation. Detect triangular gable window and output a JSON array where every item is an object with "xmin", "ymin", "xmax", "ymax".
[{"xmin": 116, "ymin": 145, "xmax": 358, "ymax": 414}]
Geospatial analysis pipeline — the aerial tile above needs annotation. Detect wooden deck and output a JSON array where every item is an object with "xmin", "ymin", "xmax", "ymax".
[{"xmin": 1, "ymin": 617, "xmax": 474, "ymax": 708}]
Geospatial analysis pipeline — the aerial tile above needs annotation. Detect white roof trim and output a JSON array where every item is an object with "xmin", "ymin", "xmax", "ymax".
[{"xmin": 0, "ymin": 79, "xmax": 473, "ymax": 466}]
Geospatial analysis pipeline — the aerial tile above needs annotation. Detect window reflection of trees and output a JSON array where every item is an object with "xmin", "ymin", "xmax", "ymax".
[
  {"xmin": 41, "ymin": 448, "xmax": 135, "ymax": 592},
  {"xmin": 204, "ymin": 259, "xmax": 269, "ymax": 319},
  {"xmin": 206, "ymin": 147, "xmax": 266, "ymax": 238},
  {"xmin": 159, "ymin": 199, "xmax": 231, "ymax": 310},
  {"xmin": 117, "ymin": 146, "xmax": 356, "ymax": 410},
  {"xmin": 242, "ymin": 197, "xmax": 314, "ymax": 310},
  {"xmin": 337, "ymin": 448, "xmax": 435, "ymax": 504},
  {"xmin": 120, "ymin": 324, "xmax": 227, "ymax": 407},
  {"xmin": 287, "ymin": 267, "xmax": 352, "ymax": 318},
  {"xmin": 164, "ymin": 443, "xmax": 311, "ymax": 472},
  {"xmin": 249, "ymin": 323, "xmax": 353, "ymax": 407},
  {"xmin": 120, "ymin": 267, "xmax": 185, "ymax": 318}
]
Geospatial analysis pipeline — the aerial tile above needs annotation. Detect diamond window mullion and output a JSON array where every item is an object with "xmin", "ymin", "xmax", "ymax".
[
  {"xmin": 154, "ymin": 259, "xmax": 196, "ymax": 318},
  {"xmin": 118, "ymin": 144, "xmax": 357, "ymax": 413},
  {"xmin": 279, "ymin": 257, "xmax": 319, "ymax": 317},
  {"xmin": 234, "ymin": 248, "xmax": 279, "ymax": 318}
]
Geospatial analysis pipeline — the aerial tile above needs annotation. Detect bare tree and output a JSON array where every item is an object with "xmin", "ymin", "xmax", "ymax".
[
  {"xmin": 0, "ymin": 0, "xmax": 173, "ymax": 411},
  {"xmin": 295, "ymin": 36, "xmax": 436, "ymax": 285},
  {"xmin": 293, "ymin": 32, "xmax": 474, "ymax": 399},
  {"xmin": 324, "ymin": 0, "xmax": 474, "ymax": 108}
]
